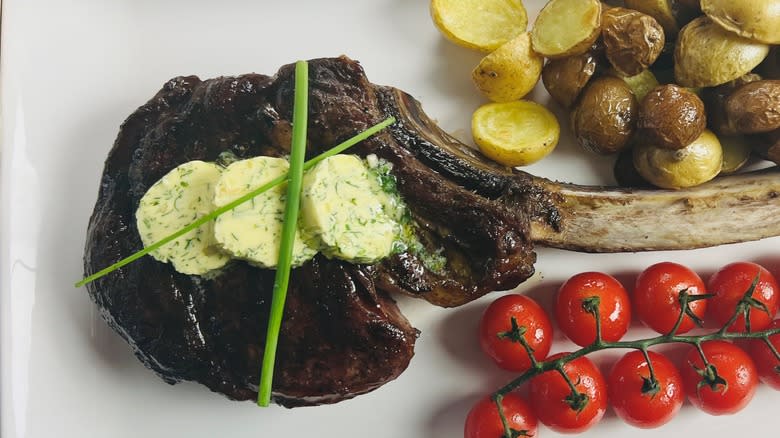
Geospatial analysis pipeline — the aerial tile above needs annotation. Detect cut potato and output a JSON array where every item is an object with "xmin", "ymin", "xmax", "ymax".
[
  {"xmin": 719, "ymin": 135, "xmax": 752, "ymax": 174},
  {"xmin": 633, "ymin": 129, "xmax": 723, "ymax": 189},
  {"xmin": 472, "ymin": 100, "xmax": 560, "ymax": 167},
  {"xmin": 430, "ymin": 0, "xmax": 528, "ymax": 52},
  {"xmin": 472, "ymin": 32, "xmax": 543, "ymax": 102},
  {"xmin": 542, "ymin": 51, "xmax": 600, "ymax": 108},
  {"xmin": 213, "ymin": 157, "xmax": 319, "ymax": 268},
  {"xmin": 624, "ymin": 0, "xmax": 679, "ymax": 36},
  {"xmin": 674, "ymin": 17, "xmax": 769, "ymax": 88},
  {"xmin": 531, "ymin": 0, "xmax": 602, "ymax": 58},
  {"xmin": 701, "ymin": 0, "xmax": 780, "ymax": 44}
]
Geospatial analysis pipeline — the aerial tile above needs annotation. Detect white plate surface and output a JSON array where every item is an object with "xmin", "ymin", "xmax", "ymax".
[{"xmin": 1, "ymin": 1, "xmax": 778, "ymax": 437}]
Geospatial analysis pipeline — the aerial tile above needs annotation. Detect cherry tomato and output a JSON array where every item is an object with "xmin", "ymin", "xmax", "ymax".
[
  {"xmin": 555, "ymin": 271, "xmax": 631, "ymax": 346},
  {"xmin": 680, "ymin": 340, "xmax": 758, "ymax": 416},
  {"xmin": 748, "ymin": 319, "xmax": 780, "ymax": 390},
  {"xmin": 708, "ymin": 262, "xmax": 779, "ymax": 332},
  {"xmin": 607, "ymin": 350, "xmax": 684, "ymax": 428},
  {"xmin": 464, "ymin": 393, "xmax": 537, "ymax": 438},
  {"xmin": 528, "ymin": 353, "xmax": 607, "ymax": 433},
  {"xmin": 479, "ymin": 294, "xmax": 553, "ymax": 372},
  {"xmin": 633, "ymin": 262, "xmax": 707, "ymax": 334}
]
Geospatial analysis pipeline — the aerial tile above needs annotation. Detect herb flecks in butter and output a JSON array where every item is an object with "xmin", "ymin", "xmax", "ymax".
[{"xmin": 135, "ymin": 161, "xmax": 230, "ymax": 275}]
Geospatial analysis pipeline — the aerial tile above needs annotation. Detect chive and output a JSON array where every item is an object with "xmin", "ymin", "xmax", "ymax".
[
  {"xmin": 257, "ymin": 60, "xmax": 308, "ymax": 407},
  {"xmin": 74, "ymin": 115, "xmax": 395, "ymax": 288}
]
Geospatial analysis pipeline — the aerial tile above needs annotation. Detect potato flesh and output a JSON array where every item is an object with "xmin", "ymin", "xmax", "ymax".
[
  {"xmin": 430, "ymin": 0, "xmax": 528, "ymax": 52},
  {"xmin": 674, "ymin": 17, "xmax": 769, "ymax": 87},
  {"xmin": 531, "ymin": 0, "xmax": 602, "ymax": 58},
  {"xmin": 702, "ymin": 0, "xmax": 780, "ymax": 44}
]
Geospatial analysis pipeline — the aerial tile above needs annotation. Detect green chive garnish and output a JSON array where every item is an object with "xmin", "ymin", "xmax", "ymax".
[
  {"xmin": 257, "ymin": 60, "xmax": 308, "ymax": 407},
  {"xmin": 73, "ymin": 115, "xmax": 396, "ymax": 289}
]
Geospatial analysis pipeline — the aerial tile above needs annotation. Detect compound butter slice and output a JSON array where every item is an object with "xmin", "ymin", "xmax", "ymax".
[
  {"xmin": 302, "ymin": 155, "xmax": 399, "ymax": 264},
  {"xmin": 213, "ymin": 156, "xmax": 318, "ymax": 268},
  {"xmin": 136, "ymin": 160, "xmax": 230, "ymax": 275}
]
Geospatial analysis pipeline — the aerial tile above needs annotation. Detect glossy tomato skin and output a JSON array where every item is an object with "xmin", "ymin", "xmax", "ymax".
[
  {"xmin": 748, "ymin": 319, "xmax": 780, "ymax": 390},
  {"xmin": 680, "ymin": 340, "xmax": 758, "ymax": 416},
  {"xmin": 555, "ymin": 272, "xmax": 631, "ymax": 346},
  {"xmin": 479, "ymin": 295, "xmax": 553, "ymax": 372},
  {"xmin": 608, "ymin": 350, "xmax": 684, "ymax": 428},
  {"xmin": 708, "ymin": 262, "xmax": 779, "ymax": 332},
  {"xmin": 464, "ymin": 393, "xmax": 537, "ymax": 438},
  {"xmin": 529, "ymin": 353, "xmax": 607, "ymax": 433},
  {"xmin": 634, "ymin": 262, "xmax": 707, "ymax": 334}
]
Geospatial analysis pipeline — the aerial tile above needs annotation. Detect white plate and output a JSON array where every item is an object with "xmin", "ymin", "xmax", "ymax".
[{"xmin": 1, "ymin": 1, "xmax": 778, "ymax": 437}]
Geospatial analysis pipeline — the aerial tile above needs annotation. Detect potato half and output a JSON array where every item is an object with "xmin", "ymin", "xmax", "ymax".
[
  {"xmin": 430, "ymin": 0, "xmax": 528, "ymax": 52},
  {"xmin": 472, "ymin": 100, "xmax": 560, "ymax": 166},
  {"xmin": 531, "ymin": 0, "xmax": 602, "ymax": 58},
  {"xmin": 674, "ymin": 17, "xmax": 769, "ymax": 87},
  {"xmin": 472, "ymin": 32, "xmax": 543, "ymax": 102},
  {"xmin": 701, "ymin": 0, "xmax": 780, "ymax": 44}
]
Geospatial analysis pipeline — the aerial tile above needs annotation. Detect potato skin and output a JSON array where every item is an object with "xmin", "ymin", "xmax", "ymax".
[
  {"xmin": 752, "ymin": 128, "xmax": 780, "ymax": 165},
  {"xmin": 542, "ymin": 52, "xmax": 600, "ymax": 108},
  {"xmin": 633, "ymin": 129, "xmax": 723, "ymax": 189},
  {"xmin": 638, "ymin": 84, "xmax": 706, "ymax": 150},
  {"xmin": 702, "ymin": 74, "xmax": 763, "ymax": 136},
  {"xmin": 701, "ymin": 0, "xmax": 780, "ymax": 44},
  {"xmin": 572, "ymin": 76, "xmax": 638, "ymax": 154},
  {"xmin": 674, "ymin": 17, "xmax": 769, "ymax": 87},
  {"xmin": 601, "ymin": 7, "xmax": 665, "ymax": 76},
  {"xmin": 472, "ymin": 32, "xmax": 544, "ymax": 102},
  {"xmin": 724, "ymin": 80, "xmax": 780, "ymax": 134}
]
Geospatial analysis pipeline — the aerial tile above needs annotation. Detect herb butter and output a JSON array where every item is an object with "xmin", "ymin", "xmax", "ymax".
[
  {"xmin": 213, "ymin": 156, "xmax": 318, "ymax": 268},
  {"xmin": 302, "ymin": 155, "xmax": 400, "ymax": 263},
  {"xmin": 135, "ymin": 161, "xmax": 230, "ymax": 275}
]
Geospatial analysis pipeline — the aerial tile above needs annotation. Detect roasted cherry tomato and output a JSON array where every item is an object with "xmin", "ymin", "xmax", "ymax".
[
  {"xmin": 608, "ymin": 350, "xmax": 684, "ymax": 428},
  {"xmin": 634, "ymin": 262, "xmax": 707, "ymax": 334},
  {"xmin": 528, "ymin": 353, "xmax": 607, "ymax": 433},
  {"xmin": 479, "ymin": 294, "xmax": 553, "ymax": 372},
  {"xmin": 708, "ymin": 262, "xmax": 779, "ymax": 332},
  {"xmin": 555, "ymin": 271, "xmax": 631, "ymax": 346},
  {"xmin": 748, "ymin": 319, "xmax": 780, "ymax": 390},
  {"xmin": 680, "ymin": 340, "xmax": 758, "ymax": 416},
  {"xmin": 464, "ymin": 393, "xmax": 537, "ymax": 438}
]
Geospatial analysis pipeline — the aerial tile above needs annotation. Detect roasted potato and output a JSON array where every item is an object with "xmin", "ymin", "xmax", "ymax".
[
  {"xmin": 702, "ymin": 74, "xmax": 763, "ymax": 136},
  {"xmin": 430, "ymin": 0, "xmax": 528, "ymax": 52},
  {"xmin": 572, "ymin": 76, "xmax": 638, "ymax": 154},
  {"xmin": 674, "ymin": 17, "xmax": 770, "ymax": 87},
  {"xmin": 752, "ymin": 128, "xmax": 780, "ymax": 165},
  {"xmin": 724, "ymin": 80, "xmax": 780, "ymax": 134},
  {"xmin": 624, "ymin": 0, "xmax": 679, "ymax": 37},
  {"xmin": 638, "ymin": 84, "xmax": 706, "ymax": 150},
  {"xmin": 601, "ymin": 7, "xmax": 665, "ymax": 76},
  {"xmin": 542, "ymin": 51, "xmax": 600, "ymax": 108},
  {"xmin": 531, "ymin": 0, "xmax": 602, "ymax": 58},
  {"xmin": 701, "ymin": 0, "xmax": 780, "ymax": 45},
  {"xmin": 472, "ymin": 100, "xmax": 560, "ymax": 166},
  {"xmin": 472, "ymin": 32, "xmax": 543, "ymax": 102},
  {"xmin": 633, "ymin": 129, "xmax": 723, "ymax": 189}
]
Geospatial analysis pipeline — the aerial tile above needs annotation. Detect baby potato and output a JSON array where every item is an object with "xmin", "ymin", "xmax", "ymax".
[
  {"xmin": 430, "ymin": 0, "xmax": 528, "ymax": 52},
  {"xmin": 531, "ymin": 0, "xmax": 602, "ymax": 58},
  {"xmin": 472, "ymin": 100, "xmax": 560, "ymax": 167},
  {"xmin": 724, "ymin": 80, "xmax": 780, "ymax": 134},
  {"xmin": 572, "ymin": 76, "xmax": 639, "ymax": 155},
  {"xmin": 702, "ymin": 74, "xmax": 763, "ymax": 136},
  {"xmin": 638, "ymin": 84, "xmax": 706, "ymax": 150},
  {"xmin": 472, "ymin": 32, "xmax": 543, "ymax": 102},
  {"xmin": 601, "ymin": 7, "xmax": 665, "ymax": 76},
  {"xmin": 633, "ymin": 129, "xmax": 723, "ymax": 189},
  {"xmin": 624, "ymin": 0, "xmax": 679, "ymax": 37},
  {"xmin": 542, "ymin": 51, "xmax": 600, "ymax": 108},
  {"xmin": 701, "ymin": 0, "xmax": 780, "ymax": 44},
  {"xmin": 674, "ymin": 17, "xmax": 770, "ymax": 87},
  {"xmin": 752, "ymin": 128, "xmax": 780, "ymax": 165}
]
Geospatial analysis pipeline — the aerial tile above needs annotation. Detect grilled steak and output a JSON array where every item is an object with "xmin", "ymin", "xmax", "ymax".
[{"xmin": 84, "ymin": 56, "xmax": 780, "ymax": 407}]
